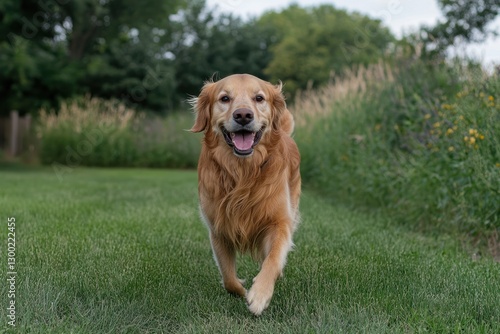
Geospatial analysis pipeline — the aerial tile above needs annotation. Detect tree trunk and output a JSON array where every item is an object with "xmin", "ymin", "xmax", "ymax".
[{"xmin": 68, "ymin": 24, "xmax": 98, "ymax": 60}]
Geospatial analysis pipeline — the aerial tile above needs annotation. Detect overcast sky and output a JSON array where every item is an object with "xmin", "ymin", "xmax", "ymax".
[{"xmin": 206, "ymin": 0, "xmax": 500, "ymax": 66}]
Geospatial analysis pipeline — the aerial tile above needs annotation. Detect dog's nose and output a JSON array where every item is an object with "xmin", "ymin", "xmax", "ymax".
[{"xmin": 233, "ymin": 108, "xmax": 254, "ymax": 126}]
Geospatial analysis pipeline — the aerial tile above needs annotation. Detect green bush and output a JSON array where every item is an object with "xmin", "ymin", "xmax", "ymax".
[
  {"xmin": 294, "ymin": 60, "xmax": 500, "ymax": 234},
  {"xmin": 37, "ymin": 96, "xmax": 200, "ymax": 169}
]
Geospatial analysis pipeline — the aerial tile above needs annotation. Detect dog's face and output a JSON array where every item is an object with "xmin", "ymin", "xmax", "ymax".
[{"xmin": 190, "ymin": 74, "xmax": 286, "ymax": 157}]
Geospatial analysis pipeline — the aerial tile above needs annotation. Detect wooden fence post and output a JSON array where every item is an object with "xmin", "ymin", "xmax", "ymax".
[
  {"xmin": 21, "ymin": 114, "xmax": 31, "ymax": 155},
  {"xmin": 10, "ymin": 110, "xmax": 19, "ymax": 156}
]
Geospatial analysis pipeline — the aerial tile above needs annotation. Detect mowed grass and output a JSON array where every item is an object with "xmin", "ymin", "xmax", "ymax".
[{"xmin": 1, "ymin": 168, "xmax": 499, "ymax": 333}]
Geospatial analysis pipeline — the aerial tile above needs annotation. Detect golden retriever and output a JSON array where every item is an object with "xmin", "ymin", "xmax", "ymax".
[{"xmin": 190, "ymin": 74, "xmax": 301, "ymax": 315}]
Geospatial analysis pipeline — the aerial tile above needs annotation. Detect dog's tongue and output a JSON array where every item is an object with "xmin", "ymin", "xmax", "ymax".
[{"xmin": 232, "ymin": 131, "xmax": 255, "ymax": 151}]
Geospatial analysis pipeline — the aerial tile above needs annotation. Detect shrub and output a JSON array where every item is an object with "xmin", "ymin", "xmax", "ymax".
[{"xmin": 293, "ymin": 60, "xmax": 499, "ymax": 234}]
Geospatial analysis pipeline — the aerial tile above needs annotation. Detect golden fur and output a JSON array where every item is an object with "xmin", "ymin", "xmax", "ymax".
[{"xmin": 190, "ymin": 74, "xmax": 301, "ymax": 315}]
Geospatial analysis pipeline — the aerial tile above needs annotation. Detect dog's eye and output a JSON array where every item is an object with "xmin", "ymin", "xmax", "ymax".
[
  {"xmin": 220, "ymin": 95, "xmax": 230, "ymax": 103},
  {"xmin": 255, "ymin": 95, "xmax": 265, "ymax": 102}
]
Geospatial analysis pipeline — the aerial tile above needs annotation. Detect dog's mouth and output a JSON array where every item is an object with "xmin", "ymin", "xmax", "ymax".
[{"xmin": 221, "ymin": 127, "xmax": 264, "ymax": 156}]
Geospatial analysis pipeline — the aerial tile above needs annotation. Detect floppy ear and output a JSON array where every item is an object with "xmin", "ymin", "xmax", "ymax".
[
  {"xmin": 190, "ymin": 82, "xmax": 215, "ymax": 133},
  {"xmin": 272, "ymin": 81, "xmax": 286, "ymax": 112},
  {"xmin": 270, "ymin": 81, "xmax": 294, "ymax": 134}
]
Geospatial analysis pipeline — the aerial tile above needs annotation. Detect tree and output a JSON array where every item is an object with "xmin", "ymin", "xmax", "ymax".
[
  {"xmin": 258, "ymin": 4, "xmax": 394, "ymax": 93},
  {"xmin": 170, "ymin": 0, "xmax": 273, "ymax": 97},
  {"xmin": 421, "ymin": 0, "xmax": 500, "ymax": 56},
  {"xmin": 1, "ymin": 0, "xmax": 186, "ymax": 60},
  {"xmin": 0, "ymin": 0, "xmax": 187, "ymax": 115}
]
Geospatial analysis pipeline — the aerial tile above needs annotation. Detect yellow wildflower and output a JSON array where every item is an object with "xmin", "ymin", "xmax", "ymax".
[
  {"xmin": 424, "ymin": 114, "xmax": 431, "ymax": 120},
  {"xmin": 479, "ymin": 92, "xmax": 485, "ymax": 98},
  {"xmin": 448, "ymin": 146, "xmax": 455, "ymax": 152},
  {"xmin": 469, "ymin": 128, "xmax": 477, "ymax": 136},
  {"xmin": 469, "ymin": 137, "xmax": 476, "ymax": 144},
  {"xmin": 488, "ymin": 96, "xmax": 494, "ymax": 102},
  {"xmin": 464, "ymin": 136, "xmax": 469, "ymax": 142},
  {"xmin": 433, "ymin": 122, "xmax": 441, "ymax": 128},
  {"xmin": 496, "ymin": 163, "xmax": 500, "ymax": 168},
  {"xmin": 446, "ymin": 128, "xmax": 454, "ymax": 135},
  {"xmin": 459, "ymin": 115, "xmax": 464, "ymax": 120},
  {"xmin": 479, "ymin": 134, "xmax": 485, "ymax": 140}
]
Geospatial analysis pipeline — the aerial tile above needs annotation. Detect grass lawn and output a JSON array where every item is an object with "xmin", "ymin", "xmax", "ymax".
[{"xmin": 1, "ymin": 167, "xmax": 499, "ymax": 333}]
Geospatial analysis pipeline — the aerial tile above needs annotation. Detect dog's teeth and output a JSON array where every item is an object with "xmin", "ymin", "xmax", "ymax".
[{"xmin": 231, "ymin": 133, "xmax": 236, "ymax": 138}]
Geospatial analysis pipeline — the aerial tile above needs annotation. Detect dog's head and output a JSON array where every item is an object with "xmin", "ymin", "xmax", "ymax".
[{"xmin": 190, "ymin": 74, "xmax": 287, "ymax": 157}]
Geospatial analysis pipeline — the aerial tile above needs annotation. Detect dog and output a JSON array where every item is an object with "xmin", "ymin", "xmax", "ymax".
[{"xmin": 190, "ymin": 74, "xmax": 301, "ymax": 315}]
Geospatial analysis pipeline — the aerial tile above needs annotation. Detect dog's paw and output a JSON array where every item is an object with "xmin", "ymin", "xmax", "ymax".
[
  {"xmin": 224, "ymin": 279, "xmax": 247, "ymax": 297},
  {"xmin": 246, "ymin": 278, "xmax": 274, "ymax": 316}
]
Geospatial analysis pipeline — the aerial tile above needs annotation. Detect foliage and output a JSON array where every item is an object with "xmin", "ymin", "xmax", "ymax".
[
  {"xmin": 36, "ymin": 96, "xmax": 200, "ymax": 168},
  {"xmin": 0, "ymin": 0, "xmax": 187, "ymax": 115},
  {"xmin": 0, "ymin": 1, "xmax": 396, "ymax": 115},
  {"xmin": 259, "ymin": 4, "xmax": 394, "ymax": 93},
  {"xmin": 1, "ymin": 0, "xmax": 186, "ymax": 60},
  {"xmin": 420, "ymin": 0, "xmax": 500, "ymax": 56},
  {"xmin": 2, "ymin": 0, "xmax": 500, "ymax": 115},
  {"xmin": 0, "ymin": 0, "xmax": 273, "ymax": 114},
  {"xmin": 1, "ymin": 168, "xmax": 499, "ymax": 332},
  {"xmin": 170, "ymin": 0, "xmax": 273, "ymax": 97},
  {"xmin": 82, "ymin": 30, "xmax": 178, "ymax": 111},
  {"xmin": 294, "ymin": 59, "xmax": 500, "ymax": 234}
]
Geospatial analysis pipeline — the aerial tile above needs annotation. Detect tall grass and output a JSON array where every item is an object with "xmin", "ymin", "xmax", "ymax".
[
  {"xmin": 293, "ymin": 60, "xmax": 500, "ymax": 235},
  {"xmin": 293, "ymin": 61, "xmax": 395, "ymax": 127},
  {"xmin": 37, "ymin": 96, "xmax": 200, "ymax": 168}
]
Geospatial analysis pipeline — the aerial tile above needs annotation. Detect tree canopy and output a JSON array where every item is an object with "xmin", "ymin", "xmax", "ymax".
[
  {"xmin": 421, "ymin": 0, "xmax": 500, "ymax": 56},
  {"xmin": 259, "ymin": 4, "xmax": 394, "ymax": 92},
  {"xmin": 0, "ymin": 0, "xmax": 187, "ymax": 114},
  {"xmin": 5, "ymin": 1, "xmax": 495, "ymax": 115}
]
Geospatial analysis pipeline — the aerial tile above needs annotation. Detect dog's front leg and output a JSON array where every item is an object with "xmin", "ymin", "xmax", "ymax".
[
  {"xmin": 247, "ymin": 224, "xmax": 293, "ymax": 316},
  {"xmin": 210, "ymin": 232, "xmax": 246, "ymax": 297}
]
